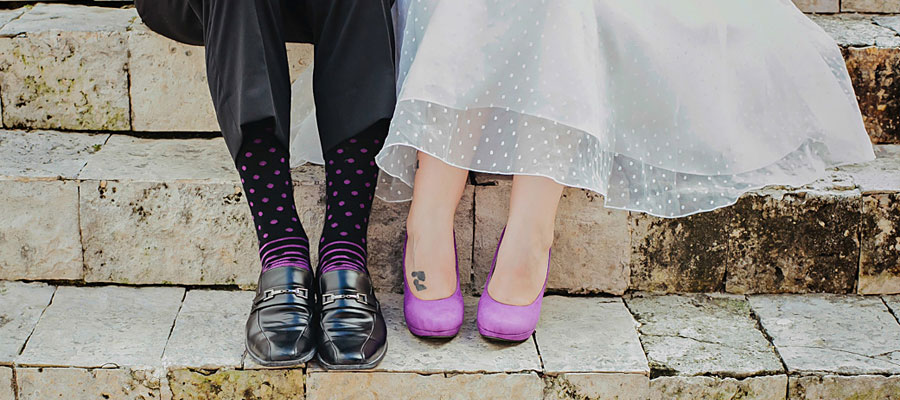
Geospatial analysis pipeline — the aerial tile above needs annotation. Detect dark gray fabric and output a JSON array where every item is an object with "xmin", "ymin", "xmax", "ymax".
[{"xmin": 134, "ymin": 0, "xmax": 396, "ymax": 159}]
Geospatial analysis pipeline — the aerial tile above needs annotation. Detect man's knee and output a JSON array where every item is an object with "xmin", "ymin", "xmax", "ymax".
[{"xmin": 134, "ymin": 0, "xmax": 204, "ymax": 46}]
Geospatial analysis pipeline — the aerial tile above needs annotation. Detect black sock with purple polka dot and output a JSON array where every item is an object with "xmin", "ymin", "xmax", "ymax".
[
  {"xmin": 235, "ymin": 123, "xmax": 311, "ymax": 273},
  {"xmin": 317, "ymin": 120, "xmax": 388, "ymax": 275}
]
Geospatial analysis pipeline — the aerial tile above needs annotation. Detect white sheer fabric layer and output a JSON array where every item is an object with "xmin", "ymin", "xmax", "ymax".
[{"xmin": 291, "ymin": 0, "xmax": 876, "ymax": 218}]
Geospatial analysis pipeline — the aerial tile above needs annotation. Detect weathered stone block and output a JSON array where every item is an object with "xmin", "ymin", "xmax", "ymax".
[
  {"xmin": 167, "ymin": 368, "xmax": 304, "ymax": 400},
  {"xmin": 793, "ymin": 0, "xmax": 839, "ymax": 13},
  {"xmin": 0, "ymin": 282, "xmax": 55, "ymax": 363},
  {"xmin": 79, "ymin": 179, "xmax": 261, "ymax": 287},
  {"xmin": 128, "ymin": 19, "xmax": 314, "ymax": 132},
  {"xmin": 649, "ymin": 375, "xmax": 787, "ymax": 400},
  {"xmin": 626, "ymin": 294, "xmax": 783, "ymax": 378},
  {"xmin": 629, "ymin": 208, "xmax": 730, "ymax": 293},
  {"xmin": 0, "ymin": 180, "xmax": 82, "ymax": 281},
  {"xmin": 77, "ymin": 135, "xmax": 260, "ymax": 287},
  {"xmin": 860, "ymin": 193, "xmax": 900, "ymax": 294},
  {"xmin": 543, "ymin": 373, "xmax": 650, "ymax": 400},
  {"xmin": 843, "ymin": 0, "xmax": 900, "ymax": 13},
  {"xmin": 0, "ymin": 131, "xmax": 105, "ymax": 281},
  {"xmin": 811, "ymin": 15, "xmax": 900, "ymax": 144},
  {"xmin": 0, "ymin": 4, "xmax": 134, "ymax": 130},
  {"xmin": 844, "ymin": 47, "xmax": 900, "ymax": 145},
  {"xmin": 536, "ymin": 297, "xmax": 648, "ymax": 375},
  {"xmin": 474, "ymin": 176, "xmax": 632, "ymax": 295},
  {"xmin": 163, "ymin": 290, "xmax": 254, "ymax": 369},
  {"xmin": 789, "ymin": 374, "xmax": 900, "ymax": 399},
  {"xmin": 843, "ymin": 146, "xmax": 900, "ymax": 294},
  {"xmin": 0, "ymin": 367, "xmax": 12, "ymax": 400},
  {"xmin": 307, "ymin": 372, "xmax": 543, "ymax": 400},
  {"xmin": 725, "ymin": 175, "xmax": 862, "ymax": 294},
  {"xmin": 15, "ymin": 367, "xmax": 161, "ymax": 400},
  {"xmin": 17, "ymin": 286, "xmax": 184, "ymax": 368},
  {"xmin": 369, "ymin": 186, "xmax": 474, "ymax": 295},
  {"xmin": 749, "ymin": 295, "xmax": 900, "ymax": 375}
]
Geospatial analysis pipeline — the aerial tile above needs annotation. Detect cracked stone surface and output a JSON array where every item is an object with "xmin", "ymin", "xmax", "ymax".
[
  {"xmin": 811, "ymin": 14, "xmax": 900, "ymax": 48},
  {"xmin": 789, "ymin": 374, "xmax": 900, "ymax": 399},
  {"xmin": 15, "ymin": 367, "xmax": 161, "ymax": 400},
  {"xmin": 536, "ymin": 296, "xmax": 648, "ymax": 375},
  {"xmin": 0, "ymin": 180, "xmax": 82, "ymax": 281},
  {"xmin": 649, "ymin": 376, "xmax": 787, "ymax": 400},
  {"xmin": 474, "ymin": 176, "xmax": 632, "ymax": 295},
  {"xmin": 129, "ymin": 19, "xmax": 314, "ymax": 132},
  {"xmin": 726, "ymin": 173, "xmax": 862, "ymax": 294},
  {"xmin": 0, "ymin": 4, "xmax": 135, "ymax": 131},
  {"xmin": 543, "ymin": 373, "xmax": 650, "ymax": 400},
  {"xmin": 17, "ymin": 286, "xmax": 184, "ymax": 368},
  {"xmin": 362, "ymin": 293, "xmax": 542, "ymax": 374},
  {"xmin": 626, "ymin": 293, "xmax": 783, "ymax": 378},
  {"xmin": 78, "ymin": 135, "xmax": 237, "ymax": 183},
  {"xmin": 0, "ymin": 130, "xmax": 108, "ymax": 179},
  {"xmin": 306, "ymin": 372, "xmax": 543, "ymax": 400},
  {"xmin": 0, "ymin": 282, "xmax": 55, "ymax": 363},
  {"xmin": 162, "ymin": 290, "xmax": 254, "ymax": 369},
  {"xmin": 0, "ymin": 8, "xmax": 24, "ymax": 30},
  {"xmin": 749, "ymin": 295, "xmax": 900, "ymax": 375},
  {"xmin": 167, "ymin": 368, "xmax": 305, "ymax": 400}
]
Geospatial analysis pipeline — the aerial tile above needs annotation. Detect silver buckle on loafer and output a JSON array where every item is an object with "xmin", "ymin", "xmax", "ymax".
[
  {"xmin": 321, "ymin": 293, "xmax": 368, "ymax": 305},
  {"xmin": 261, "ymin": 288, "xmax": 308, "ymax": 302}
]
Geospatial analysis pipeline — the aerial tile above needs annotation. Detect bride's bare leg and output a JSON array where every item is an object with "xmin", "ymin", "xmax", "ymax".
[
  {"xmin": 405, "ymin": 152, "xmax": 469, "ymax": 300},
  {"xmin": 488, "ymin": 175, "xmax": 564, "ymax": 306}
]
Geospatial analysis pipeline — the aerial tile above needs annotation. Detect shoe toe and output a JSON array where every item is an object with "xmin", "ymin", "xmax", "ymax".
[{"xmin": 246, "ymin": 305, "xmax": 315, "ymax": 364}]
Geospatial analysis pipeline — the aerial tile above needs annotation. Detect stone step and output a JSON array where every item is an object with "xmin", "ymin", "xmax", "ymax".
[
  {"xmin": 1, "ymin": 129, "xmax": 899, "ymax": 295},
  {"xmin": 3, "ymin": 281, "xmax": 900, "ymax": 399},
  {"xmin": 0, "ymin": 4, "xmax": 898, "ymax": 142}
]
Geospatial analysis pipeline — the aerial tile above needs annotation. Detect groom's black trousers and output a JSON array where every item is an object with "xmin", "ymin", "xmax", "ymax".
[{"xmin": 134, "ymin": 0, "xmax": 396, "ymax": 159}]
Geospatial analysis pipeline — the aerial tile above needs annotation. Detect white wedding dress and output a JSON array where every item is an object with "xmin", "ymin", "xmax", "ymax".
[{"xmin": 290, "ymin": 0, "xmax": 875, "ymax": 218}]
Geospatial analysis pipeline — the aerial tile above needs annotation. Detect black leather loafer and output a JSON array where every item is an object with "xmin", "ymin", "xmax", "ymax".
[
  {"xmin": 316, "ymin": 269, "xmax": 388, "ymax": 370},
  {"xmin": 245, "ymin": 266, "xmax": 317, "ymax": 366}
]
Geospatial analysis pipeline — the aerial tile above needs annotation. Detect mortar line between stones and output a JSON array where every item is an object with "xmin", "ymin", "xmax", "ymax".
[
  {"xmin": 10, "ymin": 366, "xmax": 18, "ymax": 400},
  {"xmin": 745, "ymin": 294, "xmax": 791, "ymax": 386},
  {"xmin": 161, "ymin": 290, "xmax": 188, "ymax": 360},
  {"xmin": 854, "ymin": 194, "xmax": 863, "ymax": 294},
  {"xmin": 619, "ymin": 296, "xmax": 654, "ymax": 378},
  {"xmin": 531, "ymin": 332, "xmax": 545, "ymax": 373},
  {"xmin": 76, "ymin": 182, "xmax": 87, "ymax": 281},
  {"xmin": 18, "ymin": 286, "xmax": 57, "ymax": 358}
]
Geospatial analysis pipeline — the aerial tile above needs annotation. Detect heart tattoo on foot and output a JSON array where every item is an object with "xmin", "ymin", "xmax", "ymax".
[{"xmin": 411, "ymin": 271, "xmax": 427, "ymax": 291}]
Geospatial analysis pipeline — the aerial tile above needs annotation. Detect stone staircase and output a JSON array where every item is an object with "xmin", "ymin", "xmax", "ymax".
[{"xmin": 2, "ymin": 2, "xmax": 900, "ymax": 399}]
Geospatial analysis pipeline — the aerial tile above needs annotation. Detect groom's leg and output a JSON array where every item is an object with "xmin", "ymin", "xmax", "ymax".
[
  {"xmin": 308, "ymin": 0, "xmax": 397, "ymax": 153},
  {"xmin": 305, "ymin": 0, "xmax": 395, "ymax": 369},
  {"xmin": 135, "ymin": 0, "xmax": 318, "ymax": 365}
]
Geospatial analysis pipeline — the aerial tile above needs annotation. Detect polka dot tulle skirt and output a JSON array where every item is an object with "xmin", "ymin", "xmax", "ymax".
[{"xmin": 291, "ymin": 0, "xmax": 876, "ymax": 218}]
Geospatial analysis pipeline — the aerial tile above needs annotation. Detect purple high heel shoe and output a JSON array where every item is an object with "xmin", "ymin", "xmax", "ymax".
[
  {"xmin": 402, "ymin": 232, "xmax": 464, "ymax": 338},
  {"xmin": 477, "ymin": 228, "xmax": 551, "ymax": 342}
]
